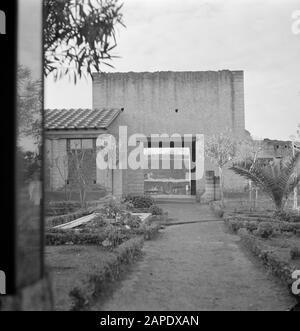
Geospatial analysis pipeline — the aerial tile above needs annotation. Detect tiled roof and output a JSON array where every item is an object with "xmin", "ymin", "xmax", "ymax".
[{"xmin": 45, "ymin": 108, "xmax": 121, "ymax": 130}]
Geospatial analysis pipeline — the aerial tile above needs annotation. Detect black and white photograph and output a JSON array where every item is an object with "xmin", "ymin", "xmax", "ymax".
[{"xmin": 0, "ymin": 0, "xmax": 300, "ymax": 314}]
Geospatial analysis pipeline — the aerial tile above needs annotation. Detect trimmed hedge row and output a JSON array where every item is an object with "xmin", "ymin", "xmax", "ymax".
[
  {"xmin": 69, "ymin": 237, "xmax": 144, "ymax": 310},
  {"xmin": 46, "ymin": 230, "xmax": 107, "ymax": 246},
  {"xmin": 46, "ymin": 210, "xmax": 91, "ymax": 228},
  {"xmin": 46, "ymin": 221, "xmax": 162, "ymax": 246},
  {"xmin": 224, "ymin": 217, "xmax": 300, "ymax": 236},
  {"xmin": 237, "ymin": 228, "xmax": 299, "ymax": 300}
]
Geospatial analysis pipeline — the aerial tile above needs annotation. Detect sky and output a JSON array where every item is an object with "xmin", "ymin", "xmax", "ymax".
[{"xmin": 23, "ymin": 0, "xmax": 300, "ymax": 141}]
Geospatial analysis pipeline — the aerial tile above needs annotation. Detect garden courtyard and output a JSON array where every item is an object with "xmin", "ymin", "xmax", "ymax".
[
  {"xmin": 45, "ymin": 196, "xmax": 299, "ymax": 311},
  {"xmin": 91, "ymin": 202, "xmax": 296, "ymax": 311}
]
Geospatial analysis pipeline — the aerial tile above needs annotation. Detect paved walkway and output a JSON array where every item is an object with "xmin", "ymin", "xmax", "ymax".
[{"xmin": 93, "ymin": 203, "xmax": 295, "ymax": 311}]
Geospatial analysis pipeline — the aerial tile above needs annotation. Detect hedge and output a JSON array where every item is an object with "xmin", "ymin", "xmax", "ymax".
[
  {"xmin": 69, "ymin": 237, "xmax": 144, "ymax": 310},
  {"xmin": 46, "ymin": 221, "xmax": 161, "ymax": 246},
  {"xmin": 46, "ymin": 210, "xmax": 91, "ymax": 228},
  {"xmin": 123, "ymin": 194, "xmax": 154, "ymax": 209},
  {"xmin": 224, "ymin": 217, "xmax": 300, "ymax": 236},
  {"xmin": 237, "ymin": 228, "xmax": 299, "ymax": 301},
  {"xmin": 46, "ymin": 230, "xmax": 107, "ymax": 246},
  {"xmin": 133, "ymin": 222, "xmax": 162, "ymax": 240}
]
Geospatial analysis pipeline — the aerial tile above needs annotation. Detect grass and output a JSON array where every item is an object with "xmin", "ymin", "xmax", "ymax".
[{"xmin": 45, "ymin": 245, "xmax": 116, "ymax": 311}]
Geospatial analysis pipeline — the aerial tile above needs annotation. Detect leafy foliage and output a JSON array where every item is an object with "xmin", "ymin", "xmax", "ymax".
[
  {"xmin": 254, "ymin": 222, "xmax": 274, "ymax": 238},
  {"xmin": 102, "ymin": 199, "xmax": 123, "ymax": 219},
  {"xmin": 17, "ymin": 65, "xmax": 42, "ymax": 146},
  {"xmin": 235, "ymin": 138, "xmax": 263, "ymax": 169},
  {"xmin": 149, "ymin": 205, "xmax": 163, "ymax": 215},
  {"xmin": 44, "ymin": 0, "xmax": 124, "ymax": 81},
  {"xmin": 230, "ymin": 153, "xmax": 300, "ymax": 211},
  {"xmin": 205, "ymin": 130, "xmax": 237, "ymax": 168},
  {"xmin": 205, "ymin": 130, "xmax": 237, "ymax": 205},
  {"xmin": 123, "ymin": 195, "xmax": 154, "ymax": 209}
]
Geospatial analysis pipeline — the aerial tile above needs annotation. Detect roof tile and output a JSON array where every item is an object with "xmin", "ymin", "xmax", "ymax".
[{"xmin": 45, "ymin": 108, "xmax": 121, "ymax": 130}]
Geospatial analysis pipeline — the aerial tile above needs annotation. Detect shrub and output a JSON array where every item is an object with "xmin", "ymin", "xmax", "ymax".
[
  {"xmin": 103, "ymin": 225, "xmax": 128, "ymax": 247},
  {"xmin": 46, "ymin": 209, "xmax": 90, "ymax": 228},
  {"xmin": 275, "ymin": 211, "xmax": 300, "ymax": 223},
  {"xmin": 255, "ymin": 222, "xmax": 273, "ymax": 239},
  {"xmin": 46, "ymin": 230, "xmax": 106, "ymax": 245},
  {"xmin": 237, "ymin": 228, "xmax": 249, "ymax": 237},
  {"xmin": 69, "ymin": 287, "xmax": 89, "ymax": 311},
  {"xmin": 149, "ymin": 205, "xmax": 163, "ymax": 215},
  {"xmin": 118, "ymin": 212, "xmax": 141, "ymax": 228},
  {"xmin": 126, "ymin": 215, "xmax": 142, "ymax": 229},
  {"xmin": 134, "ymin": 222, "xmax": 161, "ymax": 240},
  {"xmin": 115, "ymin": 237, "xmax": 144, "ymax": 264},
  {"xmin": 226, "ymin": 219, "xmax": 244, "ymax": 233},
  {"xmin": 123, "ymin": 194, "xmax": 154, "ymax": 209},
  {"xmin": 103, "ymin": 199, "xmax": 123, "ymax": 219},
  {"xmin": 123, "ymin": 201, "xmax": 135, "ymax": 211},
  {"xmin": 246, "ymin": 221, "xmax": 259, "ymax": 232},
  {"xmin": 279, "ymin": 222, "xmax": 300, "ymax": 234},
  {"xmin": 290, "ymin": 247, "xmax": 300, "ymax": 260}
]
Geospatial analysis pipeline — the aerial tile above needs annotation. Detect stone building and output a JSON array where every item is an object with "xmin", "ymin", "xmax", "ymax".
[{"xmin": 45, "ymin": 70, "xmax": 248, "ymax": 201}]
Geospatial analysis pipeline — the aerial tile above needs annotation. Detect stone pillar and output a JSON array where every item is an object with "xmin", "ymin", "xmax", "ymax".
[{"xmin": 201, "ymin": 171, "xmax": 215, "ymax": 203}]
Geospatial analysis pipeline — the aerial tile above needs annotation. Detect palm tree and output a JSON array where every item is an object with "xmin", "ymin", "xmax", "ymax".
[{"xmin": 230, "ymin": 153, "xmax": 300, "ymax": 211}]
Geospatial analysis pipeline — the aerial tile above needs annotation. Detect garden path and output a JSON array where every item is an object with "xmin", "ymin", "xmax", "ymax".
[{"xmin": 92, "ymin": 203, "xmax": 295, "ymax": 311}]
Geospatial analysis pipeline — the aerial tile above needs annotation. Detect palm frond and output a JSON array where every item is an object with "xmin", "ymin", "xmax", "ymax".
[{"xmin": 230, "ymin": 153, "xmax": 300, "ymax": 211}]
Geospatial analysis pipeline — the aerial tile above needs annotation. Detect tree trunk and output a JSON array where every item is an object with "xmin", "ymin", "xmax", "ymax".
[
  {"xmin": 219, "ymin": 166, "xmax": 224, "ymax": 207},
  {"xmin": 254, "ymin": 187, "xmax": 258, "ymax": 211},
  {"xmin": 249, "ymin": 180, "xmax": 252, "ymax": 211}
]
